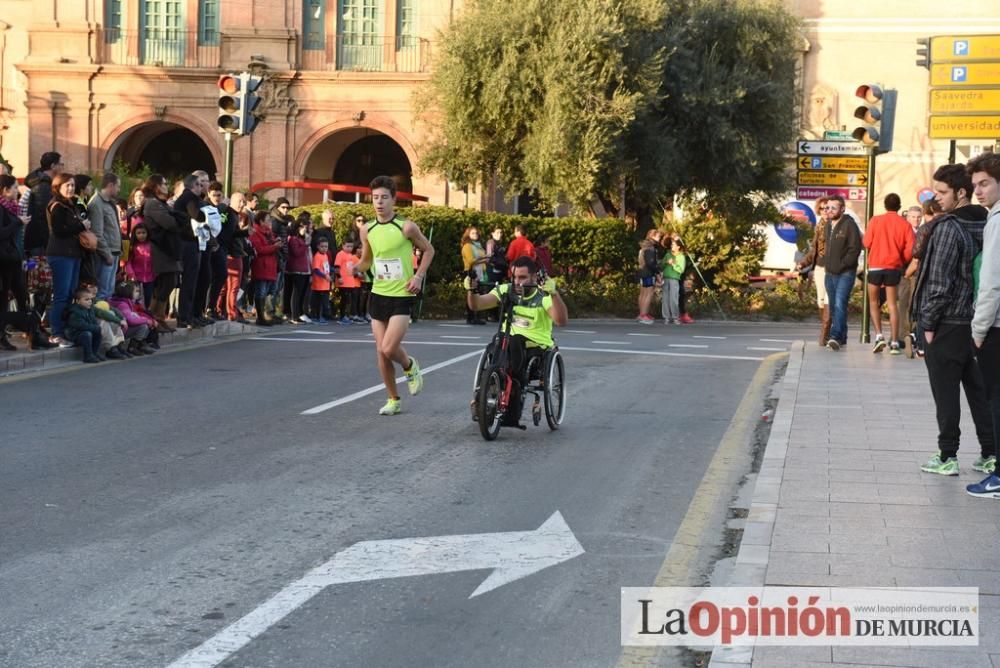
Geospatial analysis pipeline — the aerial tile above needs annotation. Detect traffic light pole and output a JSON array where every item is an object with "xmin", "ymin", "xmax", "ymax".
[
  {"xmin": 859, "ymin": 147, "xmax": 877, "ymax": 344},
  {"xmin": 223, "ymin": 131, "xmax": 234, "ymax": 196}
]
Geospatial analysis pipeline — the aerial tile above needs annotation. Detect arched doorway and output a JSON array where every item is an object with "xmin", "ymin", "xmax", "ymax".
[
  {"xmin": 105, "ymin": 122, "xmax": 217, "ymax": 180},
  {"xmin": 301, "ymin": 128, "xmax": 413, "ymax": 204}
]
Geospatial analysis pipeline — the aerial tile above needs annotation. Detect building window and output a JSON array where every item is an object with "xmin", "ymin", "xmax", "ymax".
[
  {"xmin": 105, "ymin": 0, "xmax": 123, "ymax": 42},
  {"xmin": 338, "ymin": 0, "xmax": 381, "ymax": 69},
  {"xmin": 397, "ymin": 0, "xmax": 415, "ymax": 46},
  {"xmin": 199, "ymin": 0, "xmax": 220, "ymax": 45},
  {"xmin": 304, "ymin": 0, "xmax": 325, "ymax": 50},
  {"xmin": 339, "ymin": 0, "xmax": 380, "ymax": 46},
  {"xmin": 141, "ymin": 0, "xmax": 185, "ymax": 66}
]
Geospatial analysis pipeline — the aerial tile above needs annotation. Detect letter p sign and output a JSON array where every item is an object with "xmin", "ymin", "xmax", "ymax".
[
  {"xmin": 952, "ymin": 66, "xmax": 968, "ymax": 83},
  {"xmin": 953, "ymin": 40, "xmax": 969, "ymax": 57}
]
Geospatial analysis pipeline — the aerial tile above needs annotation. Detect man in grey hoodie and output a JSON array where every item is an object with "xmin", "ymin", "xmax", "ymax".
[
  {"xmin": 966, "ymin": 153, "xmax": 1000, "ymax": 497},
  {"xmin": 912, "ymin": 163, "xmax": 994, "ymax": 476}
]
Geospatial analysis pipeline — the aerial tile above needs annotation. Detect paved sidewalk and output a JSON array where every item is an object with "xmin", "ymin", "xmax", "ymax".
[
  {"xmin": 0, "ymin": 320, "xmax": 259, "ymax": 376},
  {"xmin": 712, "ymin": 339, "xmax": 1000, "ymax": 668}
]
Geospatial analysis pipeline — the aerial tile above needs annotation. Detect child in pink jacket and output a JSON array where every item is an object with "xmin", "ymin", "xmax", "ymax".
[{"xmin": 109, "ymin": 281, "xmax": 159, "ymax": 354}]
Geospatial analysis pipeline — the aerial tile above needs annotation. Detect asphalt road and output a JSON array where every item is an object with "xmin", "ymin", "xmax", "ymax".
[{"xmin": 0, "ymin": 319, "xmax": 813, "ymax": 668}]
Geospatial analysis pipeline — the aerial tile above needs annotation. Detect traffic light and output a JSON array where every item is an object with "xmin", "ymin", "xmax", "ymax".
[
  {"xmin": 242, "ymin": 73, "xmax": 263, "ymax": 136},
  {"xmin": 216, "ymin": 72, "xmax": 264, "ymax": 136},
  {"xmin": 916, "ymin": 37, "xmax": 930, "ymax": 69},
  {"xmin": 851, "ymin": 84, "xmax": 897, "ymax": 154}
]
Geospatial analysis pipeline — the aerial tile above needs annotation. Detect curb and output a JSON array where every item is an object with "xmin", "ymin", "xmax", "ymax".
[
  {"xmin": 0, "ymin": 320, "xmax": 262, "ymax": 378},
  {"xmin": 708, "ymin": 340, "xmax": 805, "ymax": 667}
]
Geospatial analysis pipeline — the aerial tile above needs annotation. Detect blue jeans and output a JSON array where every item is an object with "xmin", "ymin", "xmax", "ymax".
[
  {"xmin": 824, "ymin": 270, "xmax": 855, "ymax": 344},
  {"xmin": 49, "ymin": 255, "xmax": 81, "ymax": 337},
  {"xmin": 96, "ymin": 257, "xmax": 117, "ymax": 301}
]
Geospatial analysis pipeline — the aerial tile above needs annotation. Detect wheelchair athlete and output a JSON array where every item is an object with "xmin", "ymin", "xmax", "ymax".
[{"xmin": 466, "ymin": 256, "xmax": 568, "ymax": 425}]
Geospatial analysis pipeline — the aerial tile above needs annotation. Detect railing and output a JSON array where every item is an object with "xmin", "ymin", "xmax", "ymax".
[
  {"xmin": 300, "ymin": 35, "xmax": 431, "ymax": 73},
  {"xmin": 97, "ymin": 29, "xmax": 221, "ymax": 68}
]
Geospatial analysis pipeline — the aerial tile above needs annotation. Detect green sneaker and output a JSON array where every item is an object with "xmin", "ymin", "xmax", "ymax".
[
  {"xmin": 379, "ymin": 398, "xmax": 401, "ymax": 415},
  {"xmin": 920, "ymin": 453, "xmax": 959, "ymax": 476},
  {"xmin": 972, "ymin": 455, "xmax": 997, "ymax": 473},
  {"xmin": 405, "ymin": 356, "xmax": 423, "ymax": 396}
]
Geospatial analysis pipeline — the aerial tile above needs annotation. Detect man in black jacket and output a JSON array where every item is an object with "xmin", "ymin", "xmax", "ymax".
[
  {"xmin": 912, "ymin": 163, "xmax": 995, "ymax": 476},
  {"xmin": 23, "ymin": 151, "xmax": 63, "ymax": 256},
  {"xmin": 173, "ymin": 173, "xmax": 209, "ymax": 327},
  {"xmin": 822, "ymin": 195, "xmax": 862, "ymax": 350}
]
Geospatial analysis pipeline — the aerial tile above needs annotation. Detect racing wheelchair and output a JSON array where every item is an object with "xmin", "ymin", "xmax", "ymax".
[{"xmin": 469, "ymin": 281, "xmax": 566, "ymax": 441}]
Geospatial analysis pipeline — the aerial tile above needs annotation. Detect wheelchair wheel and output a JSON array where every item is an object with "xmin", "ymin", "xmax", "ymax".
[
  {"xmin": 543, "ymin": 350, "xmax": 565, "ymax": 430},
  {"xmin": 477, "ymin": 368, "xmax": 505, "ymax": 441}
]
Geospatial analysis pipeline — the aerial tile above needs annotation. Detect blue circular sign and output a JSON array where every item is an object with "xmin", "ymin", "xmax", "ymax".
[{"xmin": 776, "ymin": 201, "xmax": 817, "ymax": 244}]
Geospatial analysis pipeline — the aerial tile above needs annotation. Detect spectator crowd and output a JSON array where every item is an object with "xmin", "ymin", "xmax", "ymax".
[{"xmin": 0, "ymin": 152, "xmax": 388, "ymax": 361}]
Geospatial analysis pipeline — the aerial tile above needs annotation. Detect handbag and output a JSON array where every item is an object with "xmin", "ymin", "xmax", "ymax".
[{"xmin": 79, "ymin": 230, "xmax": 99, "ymax": 251}]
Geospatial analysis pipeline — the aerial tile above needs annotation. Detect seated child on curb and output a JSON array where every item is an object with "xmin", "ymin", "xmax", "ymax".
[
  {"xmin": 64, "ymin": 287, "xmax": 104, "ymax": 363},
  {"xmin": 93, "ymin": 294, "xmax": 129, "ymax": 360},
  {"xmin": 109, "ymin": 281, "xmax": 159, "ymax": 355}
]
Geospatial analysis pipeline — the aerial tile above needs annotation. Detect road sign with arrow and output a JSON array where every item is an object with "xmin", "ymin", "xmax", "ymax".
[
  {"xmin": 797, "ymin": 171, "xmax": 868, "ymax": 187},
  {"xmin": 797, "ymin": 140, "xmax": 868, "ymax": 156}
]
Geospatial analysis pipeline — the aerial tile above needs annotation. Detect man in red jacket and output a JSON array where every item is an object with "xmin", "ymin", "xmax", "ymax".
[
  {"xmin": 505, "ymin": 225, "xmax": 536, "ymax": 267},
  {"xmin": 863, "ymin": 193, "xmax": 914, "ymax": 354}
]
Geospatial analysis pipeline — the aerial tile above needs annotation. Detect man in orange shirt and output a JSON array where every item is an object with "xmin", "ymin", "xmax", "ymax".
[{"xmin": 863, "ymin": 193, "xmax": 915, "ymax": 354}]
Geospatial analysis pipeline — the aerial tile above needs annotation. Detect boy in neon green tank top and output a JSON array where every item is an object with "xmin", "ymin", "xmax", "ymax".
[{"xmin": 357, "ymin": 175, "xmax": 435, "ymax": 415}]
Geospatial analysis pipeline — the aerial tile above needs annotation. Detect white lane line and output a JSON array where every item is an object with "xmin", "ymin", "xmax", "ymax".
[
  {"xmin": 693, "ymin": 335, "xmax": 727, "ymax": 340},
  {"xmin": 441, "ymin": 335, "xmax": 482, "ymax": 340},
  {"xmin": 759, "ymin": 338, "xmax": 795, "ymax": 343},
  {"xmin": 250, "ymin": 338, "xmax": 768, "ymax": 361},
  {"xmin": 563, "ymin": 329, "xmax": 596, "ymax": 334},
  {"xmin": 438, "ymin": 323, "xmax": 473, "ymax": 328},
  {"xmin": 627, "ymin": 333, "xmax": 661, "ymax": 337},
  {"xmin": 747, "ymin": 346, "xmax": 787, "ymax": 351},
  {"xmin": 302, "ymin": 350, "xmax": 482, "ymax": 415},
  {"xmin": 592, "ymin": 340, "xmax": 630, "ymax": 345},
  {"xmin": 250, "ymin": 337, "xmax": 482, "ymax": 346},
  {"xmin": 289, "ymin": 330, "xmax": 336, "ymax": 336},
  {"xmin": 668, "ymin": 344, "xmax": 709, "ymax": 349},
  {"xmin": 559, "ymin": 346, "xmax": 765, "ymax": 362}
]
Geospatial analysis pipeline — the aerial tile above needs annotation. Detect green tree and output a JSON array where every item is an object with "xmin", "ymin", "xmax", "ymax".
[
  {"xmin": 417, "ymin": 0, "xmax": 666, "ymax": 210},
  {"xmin": 418, "ymin": 0, "xmax": 801, "ymax": 216}
]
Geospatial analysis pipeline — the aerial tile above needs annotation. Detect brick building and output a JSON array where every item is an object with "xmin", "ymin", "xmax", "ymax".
[{"xmin": 0, "ymin": 1, "xmax": 998, "ymax": 211}]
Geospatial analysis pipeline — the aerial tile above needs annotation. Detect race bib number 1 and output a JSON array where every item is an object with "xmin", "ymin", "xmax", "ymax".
[{"xmin": 375, "ymin": 257, "xmax": 404, "ymax": 281}]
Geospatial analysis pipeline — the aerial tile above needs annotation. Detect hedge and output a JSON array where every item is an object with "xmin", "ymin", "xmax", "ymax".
[{"xmin": 290, "ymin": 204, "xmax": 634, "ymax": 285}]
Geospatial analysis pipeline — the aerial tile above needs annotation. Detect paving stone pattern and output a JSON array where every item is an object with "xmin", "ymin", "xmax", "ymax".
[{"xmin": 711, "ymin": 340, "xmax": 999, "ymax": 668}]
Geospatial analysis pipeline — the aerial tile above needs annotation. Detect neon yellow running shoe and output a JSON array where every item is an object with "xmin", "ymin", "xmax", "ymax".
[
  {"xmin": 379, "ymin": 398, "xmax": 401, "ymax": 415},
  {"xmin": 405, "ymin": 356, "xmax": 423, "ymax": 396},
  {"xmin": 920, "ymin": 453, "xmax": 958, "ymax": 476}
]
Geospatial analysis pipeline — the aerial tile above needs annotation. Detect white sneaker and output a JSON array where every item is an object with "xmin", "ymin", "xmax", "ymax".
[{"xmin": 298, "ymin": 314, "xmax": 313, "ymax": 323}]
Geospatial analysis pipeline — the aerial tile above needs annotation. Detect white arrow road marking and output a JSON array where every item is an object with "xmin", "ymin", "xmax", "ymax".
[
  {"xmin": 166, "ymin": 512, "xmax": 584, "ymax": 668},
  {"xmin": 302, "ymin": 350, "xmax": 482, "ymax": 414}
]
